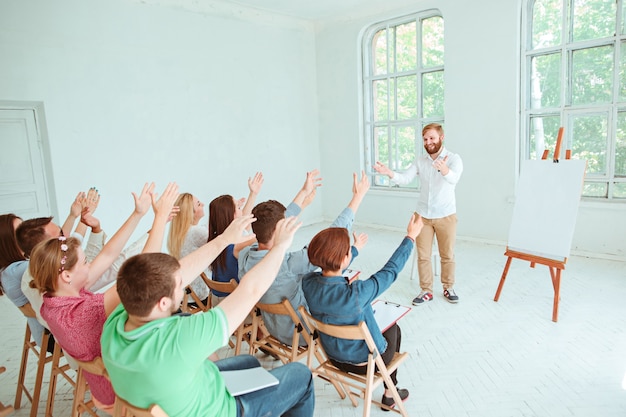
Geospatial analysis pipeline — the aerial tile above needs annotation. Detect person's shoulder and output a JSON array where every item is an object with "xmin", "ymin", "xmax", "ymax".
[{"xmin": 4, "ymin": 260, "xmax": 28, "ymax": 276}]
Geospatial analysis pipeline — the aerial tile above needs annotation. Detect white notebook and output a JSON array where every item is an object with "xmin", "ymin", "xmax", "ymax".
[{"xmin": 221, "ymin": 366, "xmax": 279, "ymax": 396}]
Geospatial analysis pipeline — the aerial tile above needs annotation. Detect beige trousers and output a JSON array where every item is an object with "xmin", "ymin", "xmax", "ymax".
[{"xmin": 415, "ymin": 213, "xmax": 457, "ymax": 293}]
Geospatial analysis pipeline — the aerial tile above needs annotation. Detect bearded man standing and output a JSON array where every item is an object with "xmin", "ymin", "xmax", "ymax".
[{"xmin": 373, "ymin": 123, "xmax": 463, "ymax": 305}]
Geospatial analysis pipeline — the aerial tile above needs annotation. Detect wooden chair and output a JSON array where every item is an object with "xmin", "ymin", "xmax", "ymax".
[
  {"xmin": 299, "ymin": 306, "xmax": 409, "ymax": 417},
  {"xmin": 113, "ymin": 396, "xmax": 168, "ymax": 417},
  {"xmin": 181, "ymin": 286, "xmax": 209, "ymax": 314},
  {"xmin": 0, "ymin": 366, "xmax": 15, "ymax": 417},
  {"xmin": 14, "ymin": 306, "xmax": 60, "ymax": 417},
  {"xmin": 70, "ymin": 356, "xmax": 109, "ymax": 417},
  {"xmin": 45, "ymin": 340, "xmax": 76, "ymax": 417},
  {"xmin": 203, "ymin": 277, "xmax": 252, "ymax": 355},
  {"xmin": 249, "ymin": 299, "xmax": 309, "ymax": 364}
]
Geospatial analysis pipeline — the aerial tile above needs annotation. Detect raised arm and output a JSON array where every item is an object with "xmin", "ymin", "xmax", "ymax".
[
  {"xmin": 87, "ymin": 183, "xmax": 154, "ymax": 287},
  {"xmin": 179, "ymin": 215, "xmax": 256, "ymax": 286},
  {"xmin": 219, "ymin": 216, "xmax": 301, "ymax": 335},
  {"xmin": 346, "ymin": 170, "xmax": 370, "ymax": 214},
  {"xmin": 241, "ymin": 172, "xmax": 264, "ymax": 217},
  {"xmin": 291, "ymin": 169, "xmax": 322, "ymax": 209},
  {"xmin": 142, "ymin": 183, "xmax": 179, "ymax": 253},
  {"xmin": 61, "ymin": 192, "xmax": 85, "ymax": 238}
]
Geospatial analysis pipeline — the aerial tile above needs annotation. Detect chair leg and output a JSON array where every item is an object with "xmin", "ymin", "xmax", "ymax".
[
  {"xmin": 28, "ymin": 331, "xmax": 51, "ymax": 417},
  {"xmin": 14, "ymin": 324, "xmax": 32, "ymax": 410}
]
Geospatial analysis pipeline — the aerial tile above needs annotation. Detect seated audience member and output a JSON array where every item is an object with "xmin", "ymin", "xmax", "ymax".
[
  {"xmin": 208, "ymin": 172, "xmax": 263, "ymax": 306},
  {"xmin": 0, "ymin": 189, "xmax": 100, "ymax": 347},
  {"xmin": 0, "ymin": 213, "xmax": 47, "ymax": 346},
  {"xmin": 238, "ymin": 170, "xmax": 369, "ymax": 347},
  {"xmin": 167, "ymin": 193, "xmax": 211, "ymax": 304},
  {"xmin": 18, "ymin": 192, "xmax": 148, "ymax": 331},
  {"xmin": 29, "ymin": 183, "xmax": 178, "ymax": 413},
  {"xmin": 301, "ymin": 213, "xmax": 424, "ymax": 410},
  {"xmin": 101, "ymin": 216, "xmax": 314, "ymax": 417}
]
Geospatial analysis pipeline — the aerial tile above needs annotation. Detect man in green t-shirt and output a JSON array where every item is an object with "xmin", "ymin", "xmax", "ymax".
[{"xmin": 101, "ymin": 216, "xmax": 314, "ymax": 417}]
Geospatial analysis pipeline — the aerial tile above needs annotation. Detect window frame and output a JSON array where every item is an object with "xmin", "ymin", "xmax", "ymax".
[
  {"xmin": 361, "ymin": 9, "xmax": 444, "ymax": 191},
  {"xmin": 521, "ymin": 0, "xmax": 626, "ymax": 200}
]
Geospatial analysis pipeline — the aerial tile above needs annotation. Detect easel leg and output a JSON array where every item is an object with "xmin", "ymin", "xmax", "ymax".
[
  {"xmin": 550, "ymin": 267, "xmax": 561, "ymax": 322},
  {"xmin": 494, "ymin": 256, "xmax": 513, "ymax": 301}
]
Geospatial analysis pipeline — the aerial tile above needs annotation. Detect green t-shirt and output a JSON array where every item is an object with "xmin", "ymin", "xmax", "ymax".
[{"xmin": 101, "ymin": 304, "xmax": 236, "ymax": 417}]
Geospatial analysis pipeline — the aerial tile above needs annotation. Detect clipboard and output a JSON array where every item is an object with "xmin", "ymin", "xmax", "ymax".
[
  {"xmin": 371, "ymin": 299, "xmax": 411, "ymax": 332},
  {"xmin": 221, "ymin": 366, "xmax": 279, "ymax": 396}
]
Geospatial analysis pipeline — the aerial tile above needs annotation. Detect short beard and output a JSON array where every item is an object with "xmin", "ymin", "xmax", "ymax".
[{"xmin": 424, "ymin": 140, "xmax": 442, "ymax": 155}]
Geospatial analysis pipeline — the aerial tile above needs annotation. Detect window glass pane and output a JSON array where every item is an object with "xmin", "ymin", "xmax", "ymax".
[
  {"xmin": 530, "ymin": 53, "xmax": 561, "ymax": 108},
  {"xmin": 613, "ymin": 183, "xmax": 626, "ymax": 198},
  {"xmin": 373, "ymin": 80, "xmax": 389, "ymax": 121},
  {"xmin": 396, "ymin": 75, "xmax": 417, "ymax": 120},
  {"xmin": 532, "ymin": 0, "xmax": 562, "ymax": 49},
  {"xmin": 373, "ymin": 29, "xmax": 388, "ymax": 76},
  {"xmin": 422, "ymin": 71, "xmax": 444, "ymax": 118},
  {"xmin": 394, "ymin": 126, "xmax": 419, "ymax": 187},
  {"xmin": 373, "ymin": 126, "xmax": 390, "ymax": 186},
  {"xmin": 395, "ymin": 21, "xmax": 417, "ymax": 72},
  {"xmin": 397, "ymin": 125, "xmax": 417, "ymax": 168},
  {"xmin": 422, "ymin": 16, "xmax": 444, "ymax": 67},
  {"xmin": 572, "ymin": 0, "xmax": 616, "ymax": 42},
  {"xmin": 529, "ymin": 115, "xmax": 561, "ymax": 159},
  {"xmin": 571, "ymin": 46, "xmax": 613, "ymax": 105},
  {"xmin": 619, "ymin": 42, "xmax": 626, "ymax": 101},
  {"xmin": 571, "ymin": 113, "xmax": 608, "ymax": 175},
  {"xmin": 582, "ymin": 182, "xmax": 608, "ymax": 197},
  {"xmin": 623, "ymin": 3, "xmax": 626, "ymax": 35},
  {"xmin": 616, "ymin": 112, "xmax": 626, "ymax": 176}
]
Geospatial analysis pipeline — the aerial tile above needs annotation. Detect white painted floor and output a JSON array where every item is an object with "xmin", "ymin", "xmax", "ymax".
[{"xmin": 1, "ymin": 222, "xmax": 626, "ymax": 416}]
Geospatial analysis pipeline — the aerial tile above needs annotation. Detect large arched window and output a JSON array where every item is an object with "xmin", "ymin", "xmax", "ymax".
[
  {"xmin": 362, "ymin": 10, "xmax": 444, "ymax": 190},
  {"xmin": 522, "ymin": 0, "xmax": 626, "ymax": 199}
]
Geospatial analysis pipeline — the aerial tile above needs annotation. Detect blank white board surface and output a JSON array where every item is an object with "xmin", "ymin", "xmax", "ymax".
[{"xmin": 507, "ymin": 159, "xmax": 586, "ymax": 262}]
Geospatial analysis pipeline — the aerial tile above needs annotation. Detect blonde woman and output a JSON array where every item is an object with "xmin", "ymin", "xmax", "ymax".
[{"xmin": 167, "ymin": 193, "xmax": 210, "ymax": 305}]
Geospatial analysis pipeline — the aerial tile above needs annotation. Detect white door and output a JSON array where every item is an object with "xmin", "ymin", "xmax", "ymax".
[{"xmin": 0, "ymin": 108, "xmax": 52, "ymax": 218}]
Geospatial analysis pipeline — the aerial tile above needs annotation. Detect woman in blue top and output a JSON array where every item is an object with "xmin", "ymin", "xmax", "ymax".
[
  {"xmin": 302, "ymin": 213, "xmax": 423, "ymax": 410},
  {"xmin": 207, "ymin": 173, "xmax": 263, "ymax": 306}
]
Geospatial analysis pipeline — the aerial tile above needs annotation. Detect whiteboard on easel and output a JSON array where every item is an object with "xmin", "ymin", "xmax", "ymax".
[{"xmin": 507, "ymin": 159, "xmax": 586, "ymax": 262}]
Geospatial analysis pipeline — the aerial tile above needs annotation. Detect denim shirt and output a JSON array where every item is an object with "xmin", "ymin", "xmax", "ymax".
[{"xmin": 301, "ymin": 237, "xmax": 414, "ymax": 364}]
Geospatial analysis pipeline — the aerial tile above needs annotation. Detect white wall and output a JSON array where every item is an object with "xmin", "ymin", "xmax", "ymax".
[
  {"xmin": 315, "ymin": 0, "xmax": 626, "ymax": 260},
  {"xmin": 0, "ymin": 0, "xmax": 322, "ymax": 237},
  {"xmin": 1, "ymin": 0, "xmax": 624, "ymax": 259}
]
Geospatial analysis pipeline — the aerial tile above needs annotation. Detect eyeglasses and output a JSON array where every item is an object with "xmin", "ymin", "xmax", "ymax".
[{"xmin": 58, "ymin": 236, "xmax": 68, "ymax": 273}]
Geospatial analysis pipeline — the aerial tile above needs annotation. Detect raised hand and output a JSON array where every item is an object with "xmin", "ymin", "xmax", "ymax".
[
  {"xmin": 302, "ymin": 169, "xmax": 322, "ymax": 195},
  {"xmin": 433, "ymin": 155, "xmax": 450, "ymax": 175},
  {"xmin": 352, "ymin": 231, "xmax": 368, "ymax": 251},
  {"xmin": 248, "ymin": 172, "xmax": 264, "ymax": 195},
  {"xmin": 70, "ymin": 192, "xmax": 85, "ymax": 218},
  {"xmin": 83, "ymin": 187, "xmax": 100, "ymax": 214},
  {"xmin": 151, "ymin": 182, "xmax": 180, "ymax": 220},
  {"xmin": 352, "ymin": 170, "xmax": 370, "ymax": 198},
  {"xmin": 132, "ymin": 183, "xmax": 155, "ymax": 216},
  {"xmin": 81, "ymin": 207, "xmax": 101, "ymax": 233},
  {"xmin": 272, "ymin": 216, "xmax": 302, "ymax": 250},
  {"xmin": 221, "ymin": 214, "xmax": 257, "ymax": 244},
  {"xmin": 373, "ymin": 161, "xmax": 394, "ymax": 178},
  {"xmin": 406, "ymin": 212, "xmax": 424, "ymax": 241}
]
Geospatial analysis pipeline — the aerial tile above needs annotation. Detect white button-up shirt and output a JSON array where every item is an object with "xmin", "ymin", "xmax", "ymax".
[{"xmin": 390, "ymin": 147, "xmax": 463, "ymax": 219}]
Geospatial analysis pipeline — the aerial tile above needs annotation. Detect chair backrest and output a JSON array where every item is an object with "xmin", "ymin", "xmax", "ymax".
[
  {"xmin": 298, "ymin": 306, "xmax": 378, "ymax": 353},
  {"xmin": 251, "ymin": 299, "xmax": 309, "ymax": 362},
  {"xmin": 114, "ymin": 396, "xmax": 169, "ymax": 417},
  {"xmin": 203, "ymin": 277, "xmax": 238, "ymax": 295},
  {"xmin": 71, "ymin": 356, "xmax": 109, "ymax": 417}
]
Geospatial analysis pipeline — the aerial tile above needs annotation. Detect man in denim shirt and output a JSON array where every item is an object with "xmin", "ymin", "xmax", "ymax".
[{"xmin": 238, "ymin": 170, "xmax": 369, "ymax": 347}]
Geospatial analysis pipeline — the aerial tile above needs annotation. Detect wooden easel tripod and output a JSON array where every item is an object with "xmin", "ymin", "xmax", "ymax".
[{"xmin": 493, "ymin": 127, "xmax": 571, "ymax": 322}]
